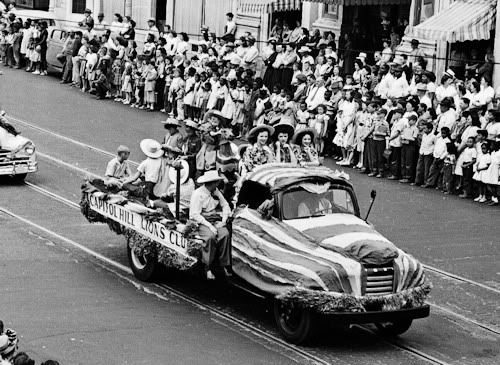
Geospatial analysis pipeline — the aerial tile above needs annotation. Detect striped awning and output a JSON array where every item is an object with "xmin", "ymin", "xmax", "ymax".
[
  {"xmin": 238, "ymin": 0, "xmax": 302, "ymax": 14},
  {"xmin": 303, "ymin": 0, "xmax": 410, "ymax": 5},
  {"xmin": 409, "ymin": 0, "xmax": 496, "ymax": 42}
]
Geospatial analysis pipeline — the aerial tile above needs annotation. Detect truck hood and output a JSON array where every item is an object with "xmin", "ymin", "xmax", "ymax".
[
  {"xmin": 283, "ymin": 214, "xmax": 399, "ymax": 266},
  {"xmin": 0, "ymin": 127, "xmax": 32, "ymax": 151}
]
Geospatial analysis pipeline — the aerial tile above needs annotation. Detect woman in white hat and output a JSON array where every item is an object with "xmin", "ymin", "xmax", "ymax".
[
  {"xmin": 273, "ymin": 122, "xmax": 297, "ymax": 164},
  {"xmin": 122, "ymin": 139, "xmax": 166, "ymax": 200},
  {"xmin": 162, "ymin": 117, "xmax": 183, "ymax": 151},
  {"xmin": 189, "ymin": 170, "xmax": 232, "ymax": 280},
  {"xmin": 292, "ymin": 128, "xmax": 320, "ymax": 166},
  {"xmin": 241, "ymin": 124, "xmax": 275, "ymax": 174}
]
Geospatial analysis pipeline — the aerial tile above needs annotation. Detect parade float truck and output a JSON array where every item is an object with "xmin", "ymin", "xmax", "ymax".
[
  {"xmin": 0, "ymin": 112, "xmax": 37, "ymax": 182},
  {"xmin": 80, "ymin": 164, "xmax": 430, "ymax": 344}
]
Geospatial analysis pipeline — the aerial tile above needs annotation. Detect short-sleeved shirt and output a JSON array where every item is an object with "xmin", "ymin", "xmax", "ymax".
[
  {"xmin": 105, "ymin": 157, "xmax": 131, "ymax": 180},
  {"xmin": 137, "ymin": 158, "xmax": 162, "ymax": 183},
  {"xmin": 486, "ymin": 122, "xmax": 500, "ymax": 141},
  {"xmin": 461, "ymin": 147, "xmax": 477, "ymax": 163},
  {"xmin": 389, "ymin": 118, "xmax": 407, "ymax": 147}
]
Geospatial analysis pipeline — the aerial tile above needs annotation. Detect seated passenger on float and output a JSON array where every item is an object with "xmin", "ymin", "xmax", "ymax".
[
  {"xmin": 241, "ymin": 124, "xmax": 275, "ymax": 174},
  {"xmin": 272, "ymin": 121, "xmax": 297, "ymax": 164},
  {"xmin": 121, "ymin": 139, "xmax": 165, "ymax": 200},
  {"xmin": 189, "ymin": 170, "xmax": 232, "ymax": 280},
  {"xmin": 216, "ymin": 132, "xmax": 239, "ymax": 205},
  {"xmin": 292, "ymin": 128, "xmax": 321, "ymax": 166},
  {"xmin": 104, "ymin": 145, "xmax": 132, "ymax": 188},
  {"xmin": 162, "ymin": 117, "xmax": 184, "ymax": 150}
]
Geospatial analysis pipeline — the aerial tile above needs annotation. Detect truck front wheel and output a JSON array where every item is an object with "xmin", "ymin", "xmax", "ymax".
[
  {"xmin": 273, "ymin": 299, "xmax": 314, "ymax": 345},
  {"xmin": 127, "ymin": 244, "xmax": 159, "ymax": 282},
  {"xmin": 376, "ymin": 319, "xmax": 413, "ymax": 336}
]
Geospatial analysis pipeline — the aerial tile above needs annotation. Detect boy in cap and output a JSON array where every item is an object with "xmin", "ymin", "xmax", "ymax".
[{"xmin": 105, "ymin": 145, "xmax": 131, "ymax": 188}]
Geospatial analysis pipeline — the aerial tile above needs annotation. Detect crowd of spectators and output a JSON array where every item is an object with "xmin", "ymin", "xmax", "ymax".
[{"xmin": 0, "ymin": 6, "xmax": 499, "ymax": 205}]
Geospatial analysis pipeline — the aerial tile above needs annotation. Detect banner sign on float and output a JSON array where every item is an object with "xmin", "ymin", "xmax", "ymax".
[{"xmin": 87, "ymin": 193, "xmax": 189, "ymax": 256}]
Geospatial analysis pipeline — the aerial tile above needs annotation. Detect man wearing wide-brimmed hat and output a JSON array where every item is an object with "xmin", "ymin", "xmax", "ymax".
[
  {"xmin": 162, "ymin": 117, "xmax": 183, "ymax": 151},
  {"xmin": 190, "ymin": 170, "xmax": 232, "ymax": 280},
  {"xmin": 122, "ymin": 139, "xmax": 165, "ymax": 199},
  {"xmin": 182, "ymin": 119, "xmax": 202, "ymax": 179},
  {"xmin": 272, "ymin": 122, "xmax": 297, "ymax": 164}
]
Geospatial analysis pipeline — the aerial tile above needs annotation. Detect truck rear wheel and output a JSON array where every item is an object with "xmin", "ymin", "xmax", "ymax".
[
  {"xmin": 273, "ymin": 300, "xmax": 314, "ymax": 345},
  {"xmin": 376, "ymin": 319, "xmax": 413, "ymax": 336},
  {"xmin": 127, "ymin": 244, "xmax": 159, "ymax": 282}
]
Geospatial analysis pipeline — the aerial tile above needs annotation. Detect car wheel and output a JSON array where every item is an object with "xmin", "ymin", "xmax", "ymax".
[
  {"xmin": 376, "ymin": 319, "xmax": 413, "ymax": 336},
  {"xmin": 11, "ymin": 174, "xmax": 27, "ymax": 183},
  {"xmin": 127, "ymin": 243, "xmax": 159, "ymax": 282},
  {"xmin": 273, "ymin": 299, "xmax": 314, "ymax": 345}
]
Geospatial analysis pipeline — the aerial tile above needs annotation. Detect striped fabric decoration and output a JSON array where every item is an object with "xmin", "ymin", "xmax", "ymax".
[
  {"xmin": 304, "ymin": 0, "xmax": 410, "ymax": 5},
  {"xmin": 238, "ymin": 0, "xmax": 302, "ymax": 14},
  {"xmin": 232, "ymin": 206, "xmax": 426, "ymax": 298},
  {"xmin": 409, "ymin": 0, "xmax": 496, "ymax": 43}
]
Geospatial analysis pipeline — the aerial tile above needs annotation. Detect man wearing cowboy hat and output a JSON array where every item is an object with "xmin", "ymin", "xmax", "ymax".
[
  {"xmin": 104, "ymin": 145, "xmax": 131, "ymax": 188},
  {"xmin": 190, "ymin": 170, "xmax": 232, "ymax": 280},
  {"xmin": 122, "ymin": 139, "xmax": 165, "ymax": 200},
  {"xmin": 162, "ymin": 117, "xmax": 184, "ymax": 151},
  {"xmin": 273, "ymin": 122, "xmax": 297, "ymax": 164}
]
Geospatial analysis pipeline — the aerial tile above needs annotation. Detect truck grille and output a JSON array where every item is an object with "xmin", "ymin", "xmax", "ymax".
[{"xmin": 364, "ymin": 265, "xmax": 395, "ymax": 296}]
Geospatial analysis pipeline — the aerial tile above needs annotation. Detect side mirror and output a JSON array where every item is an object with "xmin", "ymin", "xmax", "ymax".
[{"xmin": 364, "ymin": 190, "xmax": 377, "ymax": 222}]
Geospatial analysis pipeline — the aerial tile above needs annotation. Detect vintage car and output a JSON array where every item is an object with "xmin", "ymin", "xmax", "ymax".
[
  {"xmin": 0, "ymin": 112, "xmax": 37, "ymax": 181},
  {"xmin": 80, "ymin": 164, "xmax": 430, "ymax": 344}
]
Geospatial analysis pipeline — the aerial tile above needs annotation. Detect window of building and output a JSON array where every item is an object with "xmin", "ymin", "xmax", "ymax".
[
  {"xmin": 323, "ymin": 4, "xmax": 339, "ymax": 20},
  {"xmin": 72, "ymin": 0, "xmax": 86, "ymax": 14}
]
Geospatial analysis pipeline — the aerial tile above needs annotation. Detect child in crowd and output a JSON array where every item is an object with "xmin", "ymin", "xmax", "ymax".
[
  {"xmin": 459, "ymin": 136, "xmax": 477, "ymax": 198},
  {"xmin": 400, "ymin": 114, "xmax": 419, "ymax": 183},
  {"xmin": 484, "ymin": 141, "xmax": 500, "ymax": 205},
  {"xmin": 442, "ymin": 143, "xmax": 457, "ymax": 194},
  {"xmin": 111, "ymin": 58, "xmax": 123, "ymax": 101},
  {"xmin": 414, "ymin": 122, "xmax": 436, "ymax": 186},
  {"xmin": 473, "ymin": 142, "xmax": 491, "ymax": 203},
  {"xmin": 310, "ymin": 104, "xmax": 328, "ymax": 154},
  {"xmin": 296, "ymin": 101, "xmax": 310, "ymax": 131},
  {"xmin": 369, "ymin": 109, "xmax": 389, "ymax": 178},
  {"xmin": 144, "ymin": 59, "xmax": 158, "ymax": 111},
  {"xmin": 121, "ymin": 64, "xmax": 133, "ymax": 104}
]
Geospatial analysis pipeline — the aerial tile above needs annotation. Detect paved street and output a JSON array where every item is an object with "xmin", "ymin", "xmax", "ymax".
[{"xmin": 1, "ymin": 68, "xmax": 499, "ymax": 364}]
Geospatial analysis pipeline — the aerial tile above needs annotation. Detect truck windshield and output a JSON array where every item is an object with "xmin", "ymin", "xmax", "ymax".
[{"xmin": 282, "ymin": 185, "xmax": 355, "ymax": 220}]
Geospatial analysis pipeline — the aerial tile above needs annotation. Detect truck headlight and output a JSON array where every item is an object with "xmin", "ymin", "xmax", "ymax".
[{"xmin": 24, "ymin": 144, "xmax": 35, "ymax": 155}]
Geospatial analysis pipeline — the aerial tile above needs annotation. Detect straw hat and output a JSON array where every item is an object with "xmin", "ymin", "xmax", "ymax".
[
  {"xmin": 247, "ymin": 125, "xmax": 275, "ymax": 144},
  {"xmin": 292, "ymin": 128, "xmax": 316, "ymax": 145},
  {"xmin": 273, "ymin": 122, "xmax": 295, "ymax": 139},
  {"xmin": 168, "ymin": 159, "xmax": 190, "ymax": 184},
  {"xmin": 185, "ymin": 119, "xmax": 200, "ymax": 130},
  {"xmin": 161, "ymin": 117, "xmax": 180, "ymax": 127},
  {"xmin": 117, "ymin": 145, "xmax": 130, "ymax": 154},
  {"xmin": 298, "ymin": 46, "xmax": 311, "ymax": 53},
  {"xmin": 197, "ymin": 170, "xmax": 224, "ymax": 184},
  {"xmin": 140, "ymin": 139, "xmax": 164, "ymax": 159}
]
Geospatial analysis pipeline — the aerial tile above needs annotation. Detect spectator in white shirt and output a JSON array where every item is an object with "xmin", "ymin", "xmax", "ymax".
[
  {"xmin": 222, "ymin": 12, "xmax": 236, "ymax": 42},
  {"xmin": 305, "ymin": 77, "xmax": 326, "ymax": 111},
  {"xmin": 242, "ymin": 37, "xmax": 259, "ymax": 71},
  {"xmin": 437, "ymin": 97, "xmax": 457, "ymax": 132},
  {"xmin": 424, "ymin": 127, "xmax": 451, "ymax": 188},
  {"xmin": 386, "ymin": 64, "xmax": 409, "ymax": 99},
  {"xmin": 145, "ymin": 18, "xmax": 160, "ymax": 43}
]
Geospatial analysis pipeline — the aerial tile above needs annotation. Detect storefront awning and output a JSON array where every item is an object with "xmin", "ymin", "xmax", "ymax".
[
  {"xmin": 409, "ymin": 0, "xmax": 496, "ymax": 43},
  {"xmin": 303, "ymin": 0, "xmax": 410, "ymax": 5},
  {"xmin": 238, "ymin": 0, "xmax": 302, "ymax": 14}
]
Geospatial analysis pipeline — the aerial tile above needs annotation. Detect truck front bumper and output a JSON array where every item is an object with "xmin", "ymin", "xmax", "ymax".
[
  {"xmin": 326, "ymin": 305, "xmax": 430, "ymax": 324},
  {"xmin": 0, "ymin": 161, "xmax": 38, "ymax": 176}
]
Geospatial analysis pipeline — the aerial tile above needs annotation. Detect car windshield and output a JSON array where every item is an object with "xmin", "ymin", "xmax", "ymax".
[{"xmin": 282, "ymin": 184, "xmax": 355, "ymax": 220}]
